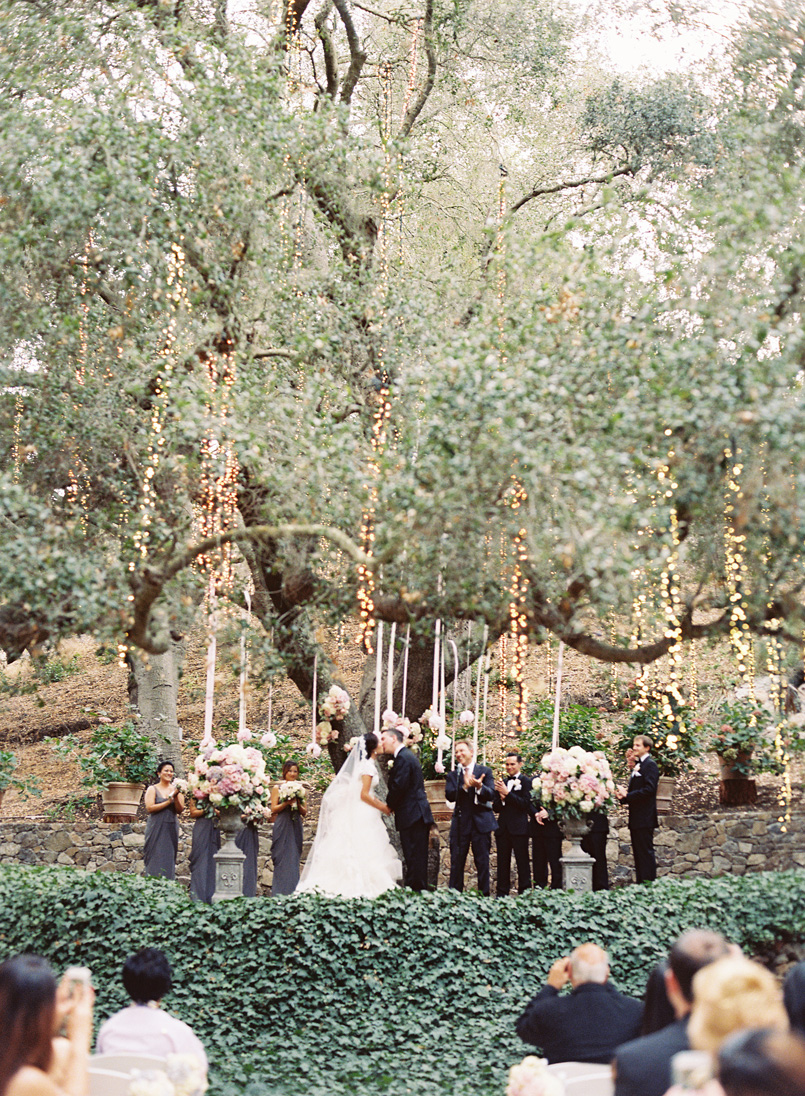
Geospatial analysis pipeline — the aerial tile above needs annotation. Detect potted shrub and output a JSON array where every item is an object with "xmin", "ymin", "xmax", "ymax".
[
  {"xmin": 49, "ymin": 721, "xmax": 159, "ymax": 821},
  {"xmin": 0, "ymin": 749, "xmax": 40, "ymax": 808},
  {"xmin": 709, "ymin": 699, "xmax": 781, "ymax": 805}
]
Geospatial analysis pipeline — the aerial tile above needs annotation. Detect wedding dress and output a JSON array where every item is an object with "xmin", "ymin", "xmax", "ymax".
[{"xmin": 295, "ymin": 744, "xmax": 402, "ymax": 899}]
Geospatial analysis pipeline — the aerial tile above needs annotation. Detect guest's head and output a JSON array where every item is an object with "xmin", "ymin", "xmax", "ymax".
[
  {"xmin": 718, "ymin": 1028, "xmax": 805, "ymax": 1096},
  {"xmin": 642, "ymin": 961, "xmax": 676, "ymax": 1035},
  {"xmin": 666, "ymin": 929, "xmax": 731, "ymax": 1016},
  {"xmin": 0, "ymin": 954, "xmax": 57, "ymax": 1095},
  {"xmin": 504, "ymin": 752, "xmax": 522, "ymax": 775},
  {"xmin": 281, "ymin": 760, "xmax": 299, "ymax": 779},
  {"xmin": 156, "ymin": 760, "xmax": 175, "ymax": 780},
  {"xmin": 569, "ymin": 943, "xmax": 609, "ymax": 987},
  {"xmin": 455, "ymin": 740, "xmax": 474, "ymax": 766},
  {"xmin": 784, "ymin": 961, "xmax": 805, "ymax": 1036},
  {"xmin": 379, "ymin": 727, "xmax": 403, "ymax": 754},
  {"xmin": 364, "ymin": 733, "xmax": 379, "ymax": 758},
  {"xmin": 122, "ymin": 948, "xmax": 172, "ymax": 1005},
  {"xmin": 688, "ymin": 957, "xmax": 788, "ymax": 1054},
  {"xmin": 625, "ymin": 747, "xmax": 636, "ymax": 770}
]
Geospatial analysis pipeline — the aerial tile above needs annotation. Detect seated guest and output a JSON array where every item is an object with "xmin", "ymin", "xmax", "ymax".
[
  {"xmin": 642, "ymin": 961, "xmax": 676, "ymax": 1036},
  {"xmin": 516, "ymin": 943, "xmax": 643, "ymax": 1063},
  {"xmin": 719, "ymin": 1028, "xmax": 805, "ymax": 1096},
  {"xmin": 663, "ymin": 957, "xmax": 789, "ymax": 1096},
  {"xmin": 0, "ymin": 953, "xmax": 93, "ymax": 1096},
  {"xmin": 95, "ymin": 948, "xmax": 207, "ymax": 1072},
  {"xmin": 784, "ymin": 961, "xmax": 805, "ymax": 1036},
  {"xmin": 493, "ymin": 752, "xmax": 533, "ymax": 896},
  {"xmin": 613, "ymin": 928, "xmax": 731, "ymax": 1096}
]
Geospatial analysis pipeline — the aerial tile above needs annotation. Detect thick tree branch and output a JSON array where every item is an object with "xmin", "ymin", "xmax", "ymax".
[
  {"xmin": 332, "ymin": 0, "xmax": 367, "ymax": 106},
  {"xmin": 314, "ymin": 2, "xmax": 339, "ymax": 100},
  {"xmin": 398, "ymin": 0, "xmax": 436, "ymax": 140}
]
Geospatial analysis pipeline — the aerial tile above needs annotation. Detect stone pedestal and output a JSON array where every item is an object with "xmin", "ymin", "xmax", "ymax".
[
  {"xmin": 212, "ymin": 807, "xmax": 246, "ymax": 902},
  {"xmin": 560, "ymin": 817, "xmax": 594, "ymax": 892}
]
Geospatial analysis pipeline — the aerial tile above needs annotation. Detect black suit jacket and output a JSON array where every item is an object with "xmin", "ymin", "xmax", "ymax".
[
  {"xmin": 516, "ymin": 981, "xmax": 643, "ymax": 1065},
  {"xmin": 445, "ymin": 763, "xmax": 497, "ymax": 836},
  {"xmin": 624, "ymin": 754, "xmax": 659, "ymax": 829},
  {"xmin": 613, "ymin": 1016, "xmax": 689, "ymax": 1096},
  {"xmin": 385, "ymin": 746, "xmax": 434, "ymax": 830},
  {"xmin": 493, "ymin": 773, "xmax": 533, "ymax": 836}
]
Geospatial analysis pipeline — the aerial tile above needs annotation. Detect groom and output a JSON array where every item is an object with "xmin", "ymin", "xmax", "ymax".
[{"xmin": 380, "ymin": 726, "xmax": 434, "ymax": 892}]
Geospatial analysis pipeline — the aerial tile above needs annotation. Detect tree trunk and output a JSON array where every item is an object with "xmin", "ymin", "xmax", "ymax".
[{"xmin": 128, "ymin": 640, "xmax": 186, "ymax": 775}]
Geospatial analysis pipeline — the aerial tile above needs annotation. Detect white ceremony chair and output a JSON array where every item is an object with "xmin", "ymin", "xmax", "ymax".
[
  {"xmin": 546, "ymin": 1062, "xmax": 614, "ymax": 1095},
  {"xmin": 88, "ymin": 1068, "xmax": 133, "ymax": 1096},
  {"xmin": 91, "ymin": 1055, "xmax": 168, "ymax": 1073}
]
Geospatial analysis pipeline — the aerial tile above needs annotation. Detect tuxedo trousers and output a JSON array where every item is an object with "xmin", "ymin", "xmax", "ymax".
[
  {"xmin": 399, "ymin": 820, "xmax": 430, "ymax": 891},
  {"xmin": 449, "ymin": 826, "xmax": 492, "ymax": 895},
  {"xmin": 580, "ymin": 830, "xmax": 609, "ymax": 890},
  {"xmin": 495, "ymin": 830, "xmax": 531, "ymax": 895},
  {"xmin": 630, "ymin": 826, "xmax": 657, "ymax": 883},
  {"xmin": 532, "ymin": 824, "xmax": 562, "ymax": 889}
]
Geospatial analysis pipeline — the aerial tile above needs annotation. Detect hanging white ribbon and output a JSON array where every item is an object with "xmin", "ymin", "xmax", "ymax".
[
  {"xmin": 374, "ymin": 622, "xmax": 383, "ymax": 736},
  {"xmin": 311, "ymin": 652, "xmax": 318, "ymax": 749},
  {"xmin": 387, "ymin": 622, "xmax": 396, "ymax": 712},
  {"xmin": 552, "ymin": 640, "xmax": 565, "ymax": 751},
  {"xmin": 432, "ymin": 619, "xmax": 441, "ymax": 715},
  {"xmin": 473, "ymin": 624, "xmax": 488, "ymax": 756},
  {"xmin": 238, "ymin": 588, "xmax": 251, "ymax": 736},
  {"xmin": 482, "ymin": 644, "xmax": 490, "ymax": 765},
  {"xmin": 443, "ymin": 638, "xmax": 459, "ymax": 771},
  {"xmin": 201, "ymin": 575, "xmax": 217, "ymax": 748},
  {"xmin": 401, "ymin": 624, "xmax": 411, "ymax": 717}
]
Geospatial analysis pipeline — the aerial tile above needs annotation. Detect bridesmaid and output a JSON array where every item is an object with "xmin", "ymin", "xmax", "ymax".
[
  {"xmin": 143, "ymin": 760, "xmax": 185, "ymax": 879},
  {"xmin": 188, "ymin": 799, "xmax": 220, "ymax": 902},
  {"xmin": 235, "ymin": 819, "xmax": 260, "ymax": 897},
  {"xmin": 270, "ymin": 760, "xmax": 306, "ymax": 896}
]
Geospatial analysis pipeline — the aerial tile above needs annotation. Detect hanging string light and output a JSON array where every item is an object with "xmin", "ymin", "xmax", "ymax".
[
  {"xmin": 724, "ymin": 446, "xmax": 755, "ymax": 695},
  {"xmin": 509, "ymin": 481, "xmax": 529, "ymax": 738}
]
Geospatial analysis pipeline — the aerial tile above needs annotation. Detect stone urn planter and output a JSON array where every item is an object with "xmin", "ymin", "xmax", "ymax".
[
  {"xmin": 101, "ymin": 781, "xmax": 145, "ymax": 823},
  {"xmin": 560, "ymin": 816, "xmax": 594, "ymax": 892},
  {"xmin": 424, "ymin": 779, "xmax": 453, "ymax": 822},
  {"xmin": 212, "ymin": 805, "xmax": 246, "ymax": 902}
]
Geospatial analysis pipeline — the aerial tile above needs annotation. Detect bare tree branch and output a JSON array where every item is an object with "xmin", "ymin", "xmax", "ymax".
[
  {"xmin": 510, "ymin": 163, "xmax": 634, "ymax": 214},
  {"xmin": 314, "ymin": 2, "xmax": 339, "ymax": 100},
  {"xmin": 398, "ymin": 0, "xmax": 436, "ymax": 140},
  {"xmin": 332, "ymin": 0, "xmax": 367, "ymax": 106}
]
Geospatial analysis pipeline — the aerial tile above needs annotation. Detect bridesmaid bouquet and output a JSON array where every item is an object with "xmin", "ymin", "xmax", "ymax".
[
  {"xmin": 531, "ymin": 746, "xmax": 616, "ymax": 822},
  {"xmin": 187, "ymin": 741, "xmax": 270, "ymax": 821},
  {"xmin": 278, "ymin": 780, "xmax": 306, "ymax": 810}
]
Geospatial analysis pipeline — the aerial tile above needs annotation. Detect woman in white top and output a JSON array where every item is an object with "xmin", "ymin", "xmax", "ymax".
[
  {"xmin": 296, "ymin": 732, "xmax": 402, "ymax": 899},
  {"xmin": 95, "ymin": 949, "xmax": 206, "ymax": 1073}
]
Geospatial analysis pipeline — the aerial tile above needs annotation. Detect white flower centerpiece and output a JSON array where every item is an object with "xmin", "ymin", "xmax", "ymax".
[
  {"xmin": 531, "ymin": 745, "xmax": 616, "ymax": 824},
  {"xmin": 128, "ymin": 1055, "xmax": 207, "ymax": 1096},
  {"xmin": 187, "ymin": 741, "xmax": 270, "ymax": 822},
  {"xmin": 506, "ymin": 1056, "xmax": 565, "ymax": 1096}
]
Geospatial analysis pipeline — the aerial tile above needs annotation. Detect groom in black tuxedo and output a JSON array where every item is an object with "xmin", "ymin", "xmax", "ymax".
[
  {"xmin": 616, "ymin": 734, "xmax": 659, "ymax": 883},
  {"xmin": 492, "ymin": 751, "xmax": 533, "ymax": 895},
  {"xmin": 380, "ymin": 725, "xmax": 434, "ymax": 891},
  {"xmin": 445, "ymin": 739, "xmax": 497, "ymax": 895}
]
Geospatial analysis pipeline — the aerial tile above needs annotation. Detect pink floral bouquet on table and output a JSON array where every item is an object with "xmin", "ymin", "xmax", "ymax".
[
  {"xmin": 186, "ymin": 741, "xmax": 270, "ymax": 821},
  {"xmin": 531, "ymin": 745, "xmax": 616, "ymax": 822},
  {"xmin": 506, "ymin": 1056, "xmax": 564, "ymax": 1096}
]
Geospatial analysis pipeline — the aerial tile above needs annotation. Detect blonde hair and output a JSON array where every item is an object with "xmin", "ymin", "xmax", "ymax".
[{"xmin": 688, "ymin": 957, "xmax": 789, "ymax": 1053}]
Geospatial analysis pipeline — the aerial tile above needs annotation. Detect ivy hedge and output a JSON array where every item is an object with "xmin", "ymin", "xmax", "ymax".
[{"xmin": 1, "ymin": 866, "xmax": 804, "ymax": 1096}]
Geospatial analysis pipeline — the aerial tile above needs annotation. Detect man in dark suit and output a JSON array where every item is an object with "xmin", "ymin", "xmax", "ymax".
[
  {"xmin": 445, "ymin": 738, "xmax": 497, "ymax": 895},
  {"xmin": 516, "ymin": 943, "xmax": 643, "ymax": 1063},
  {"xmin": 616, "ymin": 734, "xmax": 659, "ymax": 883},
  {"xmin": 580, "ymin": 810, "xmax": 610, "ymax": 890},
  {"xmin": 380, "ymin": 725, "xmax": 434, "ymax": 891},
  {"xmin": 613, "ymin": 928, "xmax": 731, "ymax": 1096},
  {"xmin": 493, "ymin": 751, "xmax": 533, "ymax": 896},
  {"xmin": 531, "ymin": 802, "xmax": 562, "ymax": 890}
]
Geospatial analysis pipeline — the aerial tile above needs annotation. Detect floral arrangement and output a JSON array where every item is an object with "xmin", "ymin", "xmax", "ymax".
[
  {"xmin": 278, "ymin": 779, "xmax": 306, "ymax": 809},
  {"xmin": 315, "ymin": 685, "xmax": 352, "ymax": 747},
  {"xmin": 531, "ymin": 746, "xmax": 616, "ymax": 821},
  {"xmin": 187, "ymin": 741, "xmax": 270, "ymax": 821},
  {"xmin": 128, "ymin": 1055, "xmax": 207, "ymax": 1096},
  {"xmin": 505, "ymin": 1056, "xmax": 564, "ymax": 1096},
  {"xmin": 413, "ymin": 706, "xmax": 456, "ymax": 777},
  {"xmin": 709, "ymin": 699, "xmax": 780, "ymax": 776},
  {"xmin": 615, "ymin": 689, "xmax": 702, "ymax": 777}
]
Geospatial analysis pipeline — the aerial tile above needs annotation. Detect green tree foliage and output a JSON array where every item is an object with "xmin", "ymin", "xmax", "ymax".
[{"xmin": 0, "ymin": 1, "xmax": 803, "ymax": 740}]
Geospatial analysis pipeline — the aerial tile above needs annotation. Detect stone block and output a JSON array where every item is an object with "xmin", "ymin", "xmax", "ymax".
[
  {"xmin": 122, "ymin": 832, "xmax": 145, "ymax": 848},
  {"xmin": 18, "ymin": 831, "xmax": 38, "ymax": 848},
  {"xmin": 712, "ymin": 856, "xmax": 731, "ymax": 873},
  {"xmin": 73, "ymin": 849, "xmax": 93, "ymax": 866},
  {"xmin": 738, "ymin": 842, "xmax": 753, "ymax": 854},
  {"xmin": 97, "ymin": 861, "xmax": 119, "ymax": 873},
  {"xmin": 0, "ymin": 842, "xmax": 20, "ymax": 856},
  {"xmin": 56, "ymin": 853, "xmax": 74, "ymax": 865},
  {"xmin": 747, "ymin": 854, "xmax": 767, "ymax": 866},
  {"xmin": 44, "ymin": 830, "xmax": 73, "ymax": 853}
]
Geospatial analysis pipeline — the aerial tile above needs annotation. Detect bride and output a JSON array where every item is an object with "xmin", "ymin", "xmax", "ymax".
[{"xmin": 295, "ymin": 732, "xmax": 403, "ymax": 898}]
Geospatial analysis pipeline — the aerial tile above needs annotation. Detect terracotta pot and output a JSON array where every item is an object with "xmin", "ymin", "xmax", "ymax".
[
  {"xmin": 717, "ymin": 752, "xmax": 753, "ymax": 781},
  {"xmin": 657, "ymin": 775, "xmax": 676, "ymax": 815},
  {"xmin": 424, "ymin": 779, "xmax": 453, "ymax": 822},
  {"xmin": 101, "ymin": 781, "xmax": 145, "ymax": 822}
]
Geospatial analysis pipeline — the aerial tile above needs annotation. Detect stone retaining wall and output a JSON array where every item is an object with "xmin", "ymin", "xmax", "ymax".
[{"xmin": 1, "ymin": 809, "xmax": 803, "ymax": 895}]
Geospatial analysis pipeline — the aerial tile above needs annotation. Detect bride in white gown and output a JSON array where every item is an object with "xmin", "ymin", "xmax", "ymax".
[{"xmin": 295, "ymin": 732, "xmax": 403, "ymax": 898}]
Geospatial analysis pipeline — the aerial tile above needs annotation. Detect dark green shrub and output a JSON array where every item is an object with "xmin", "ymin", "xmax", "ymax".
[
  {"xmin": 0, "ymin": 866, "xmax": 803, "ymax": 1096},
  {"xmin": 519, "ymin": 700, "xmax": 605, "ymax": 774}
]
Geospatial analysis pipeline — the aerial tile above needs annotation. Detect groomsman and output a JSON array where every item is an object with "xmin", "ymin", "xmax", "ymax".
[
  {"xmin": 493, "ymin": 752, "xmax": 533, "ymax": 896},
  {"xmin": 445, "ymin": 739, "xmax": 497, "ymax": 895},
  {"xmin": 616, "ymin": 734, "xmax": 659, "ymax": 883}
]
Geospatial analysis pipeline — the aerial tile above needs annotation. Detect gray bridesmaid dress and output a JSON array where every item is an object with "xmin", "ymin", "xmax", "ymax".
[
  {"xmin": 189, "ymin": 815, "xmax": 221, "ymax": 902},
  {"xmin": 271, "ymin": 807, "xmax": 303, "ymax": 895},
  {"xmin": 143, "ymin": 788, "xmax": 179, "ymax": 879},
  {"xmin": 235, "ymin": 822, "xmax": 259, "ymax": 896}
]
